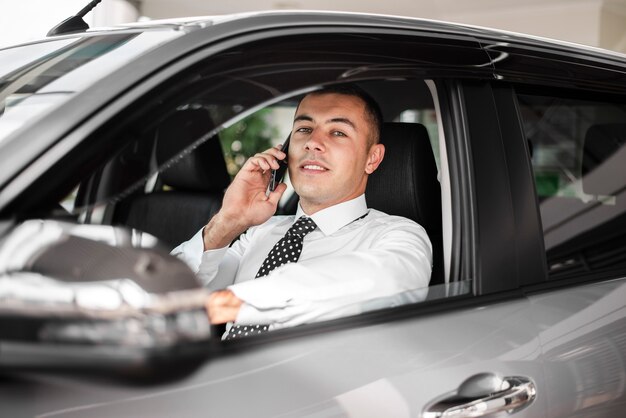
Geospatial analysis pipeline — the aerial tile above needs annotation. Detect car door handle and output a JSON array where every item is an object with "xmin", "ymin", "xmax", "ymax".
[{"xmin": 422, "ymin": 373, "xmax": 536, "ymax": 418}]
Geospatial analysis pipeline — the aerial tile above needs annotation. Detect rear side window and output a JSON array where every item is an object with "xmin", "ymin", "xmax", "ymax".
[{"xmin": 517, "ymin": 92, "xmax": 626, "ymax": 280}]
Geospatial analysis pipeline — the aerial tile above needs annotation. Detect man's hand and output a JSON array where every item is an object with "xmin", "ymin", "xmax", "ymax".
[
  {"xmin": 203, "ymin": 145, "xmax": 288, "ymax": 250},
  {"xmin": 205, "ymin": 289, "xmax": 243, "ymax": 324}
]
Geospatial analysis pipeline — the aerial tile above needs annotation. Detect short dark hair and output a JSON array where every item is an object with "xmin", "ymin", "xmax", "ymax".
[{"xmin": 304, "ymin": 84, "xmax": 383, "ymax": 146}]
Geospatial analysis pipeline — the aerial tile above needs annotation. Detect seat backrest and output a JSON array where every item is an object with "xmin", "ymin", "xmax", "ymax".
[
  {"xmin": 366, "ymin": 122, "xmax": 444, "ymax": 285},
  {"xmin": 114, "ymin": 108, "xmax": 230, "ymax": 248},
  {"xmin": 583, "ymin": 123, "xmax": 626, "ymax": 196}
]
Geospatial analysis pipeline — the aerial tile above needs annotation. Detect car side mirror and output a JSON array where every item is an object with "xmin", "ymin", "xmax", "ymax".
[{"xmin": 0, "ymin": 220, "xmax": 212, "ymax": 374}]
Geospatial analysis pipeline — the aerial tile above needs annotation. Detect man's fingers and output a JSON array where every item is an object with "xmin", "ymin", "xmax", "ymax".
[
  {"xmin": 253, "ymin": 147, "xmax": 287, "ymax": 166},
  {"xmin": 249, "ymin": 153, "xmax": 280, "ymax": 172},
  {"xmin": 266, "ymin": 182, "xmax": 287, "ymax": 206},
  {"xmin": 205, "ymin": 290, "xmax": 243, "ymax": 324},
  {"xmin": 254, "ymin": 156, "xmax": 273, "ymax": 172},
  {"xmin": 239, "ymin": 146, "xmax": 287, "ymax": 175},
  {"xmin": 265, "ymin": 146, "xmax": 287, "ymax": 160}
]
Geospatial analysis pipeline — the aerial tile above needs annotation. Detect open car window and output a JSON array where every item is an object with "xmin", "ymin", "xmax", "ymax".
[
  {"xmin": 7, "ymin": 31, "xmax": 477, "ymax": 334},
  {"xmin": 57, "ymin": 74, "xmax": 464, "ymax": 314}
]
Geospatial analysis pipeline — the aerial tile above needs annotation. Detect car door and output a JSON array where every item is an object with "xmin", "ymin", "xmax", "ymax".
[
  {"xmin": 515, "ymin": 86, "xmax": 626, "ymax": 418},
  {"xmin": 0, "ymin": 16, "xmax": 563, "ymax": 418},
  {"xmin": 479, "ymin": 37, "xmax": 626, "ymax": 416}
]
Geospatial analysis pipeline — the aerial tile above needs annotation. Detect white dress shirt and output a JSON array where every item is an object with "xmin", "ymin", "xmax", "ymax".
[{"xmin": 171, "ymin": 194, "xmax": 432, "ymax": 330}]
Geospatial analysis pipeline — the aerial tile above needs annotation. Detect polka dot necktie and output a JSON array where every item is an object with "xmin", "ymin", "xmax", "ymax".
[{"xmin": 225, "ymin": 216, "xmax": 317, "ymax": 340}]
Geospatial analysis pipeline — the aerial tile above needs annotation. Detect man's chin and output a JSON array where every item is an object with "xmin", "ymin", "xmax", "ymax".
[
  {"xmin": 295, "ymin": 189, "xmax": 324, "ymax": 202},
  {"xmin": 293, "ymin": 187, "xmax": 331, "ymax": 207}
]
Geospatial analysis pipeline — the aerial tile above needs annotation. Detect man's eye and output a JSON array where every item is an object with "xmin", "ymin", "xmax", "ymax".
[
  {"xmin": 332, "ymin": 131, "xmax": 347, "ymax": 137},
  {"xmin": 296, "ymin": 127, "xmax": 312, "ymax": 133}
]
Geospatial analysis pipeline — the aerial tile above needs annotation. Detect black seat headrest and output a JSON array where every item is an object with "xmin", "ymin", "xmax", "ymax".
[
  {"xmin": 583, "ymin": 123, "xmax": 626, "ymax": 195},
  {"xmin": 366, "ymin": 122, "xmax": 441, "ymax": 231},
  {"xmin": 156, "ymin": 108, "xmax": 230, "ymax": 193}
]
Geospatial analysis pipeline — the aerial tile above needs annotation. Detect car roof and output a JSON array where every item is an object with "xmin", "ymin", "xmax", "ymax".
[
  {"xmin": 87, "ymin": 10, "xmax": 625, "ymax": 61},
  {"xmin": 5, "ymin": 10, "xmax": 624, "ymax": 63}
]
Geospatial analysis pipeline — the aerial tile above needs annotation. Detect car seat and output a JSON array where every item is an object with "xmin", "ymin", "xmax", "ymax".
[
  {"xmin": 366, "ymin": 122, "xmax": 444, "ymax": 285},
  {"xmin": 582, "ymin": 123, "xmax": 626, "ymax": 196},
  {"xmin": 114, "ymin": 108, "xmax": 230, "ymax": 248}
]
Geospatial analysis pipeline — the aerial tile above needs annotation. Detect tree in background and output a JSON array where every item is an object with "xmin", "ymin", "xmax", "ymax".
[{"xmin": 219, "ymin": 108, "xmax": 278, "ymax": 177}]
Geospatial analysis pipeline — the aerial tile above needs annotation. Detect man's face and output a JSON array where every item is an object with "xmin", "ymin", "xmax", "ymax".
[{"xmin": 288, "ymin": 92, "xmax": 384, "ymax": 214}]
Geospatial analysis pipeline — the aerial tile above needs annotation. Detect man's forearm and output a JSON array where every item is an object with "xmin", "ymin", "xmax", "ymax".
[
  {"xmin": 202, "ymin": 211, "xmax": 248, "ymax": 250},
  {"xmin": 228, "ymin": 224, "xmax": 432, "ymax": 327}
]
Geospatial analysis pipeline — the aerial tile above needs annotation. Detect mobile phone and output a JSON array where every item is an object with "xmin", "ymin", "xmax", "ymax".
[{"xmin": 269, "ymin": 136, "xmax": 290, "ymax": 192}]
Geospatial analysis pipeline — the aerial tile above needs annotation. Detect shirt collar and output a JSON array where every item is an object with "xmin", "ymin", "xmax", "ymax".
[{"xmin": 295, "ymin": 194, "xmax": 368, "ymax": 236}]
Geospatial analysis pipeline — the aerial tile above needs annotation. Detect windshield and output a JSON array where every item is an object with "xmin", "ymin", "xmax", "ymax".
[
  {"xmin": 0, "ymin": 30, "xmax": 183, "ymax": 144},
  {"xmin": 0, "ymin": 38, "xmax": 79, "ymax": 79}
]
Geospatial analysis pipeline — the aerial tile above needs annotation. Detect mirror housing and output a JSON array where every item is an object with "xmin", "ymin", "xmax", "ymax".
[{"xmin": 0, "ymin": 220, "xmax": 211, "ymax": 372}]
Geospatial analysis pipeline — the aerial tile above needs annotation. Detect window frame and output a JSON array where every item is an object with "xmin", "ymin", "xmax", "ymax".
[{"xmin": 513, "ymin": 84, "xmax": 626, "ymax": 286}]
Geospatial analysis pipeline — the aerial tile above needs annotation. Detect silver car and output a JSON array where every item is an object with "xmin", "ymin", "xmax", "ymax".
[{"xmin": 0, "ymin": 9, "xmax": 625, "ymax": 418}]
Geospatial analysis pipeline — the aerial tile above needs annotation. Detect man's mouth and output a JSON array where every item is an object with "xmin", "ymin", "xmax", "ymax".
[
  {"xmin": 299, "ymin": 159, "xmax": 329, "ymax": 172},
  {"xmin": 302, "ymin": 164, "xmax": 328, "ymax": 171}
]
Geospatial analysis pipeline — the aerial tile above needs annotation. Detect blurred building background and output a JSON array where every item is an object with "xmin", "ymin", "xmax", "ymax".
[{"xmin": 1, "ymin": 0, "xmax": 625, "ymax": 53}]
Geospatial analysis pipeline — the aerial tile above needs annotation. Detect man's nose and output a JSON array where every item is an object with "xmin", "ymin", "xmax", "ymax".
[{"xmin": 304, "ymin": 131, "xmax": 325, "ymax": 152}]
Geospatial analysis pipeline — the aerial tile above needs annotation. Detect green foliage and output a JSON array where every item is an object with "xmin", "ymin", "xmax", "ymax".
[
  {"xmin": 535, "ymin": 172, "xmax": 560, "ymax": 196},
  {"xmin": 220, "ymin": 109, "xmax": 278, "ymax": 177}
]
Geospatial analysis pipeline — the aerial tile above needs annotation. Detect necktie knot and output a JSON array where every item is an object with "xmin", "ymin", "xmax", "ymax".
[{"xmin": 286, "ymin": 216, "xmax": 317, "ymax": 238}]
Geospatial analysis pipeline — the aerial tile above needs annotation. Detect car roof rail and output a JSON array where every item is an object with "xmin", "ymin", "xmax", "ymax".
[{"xmin": 47, "ymin": 0, "xmax": 103, "ymax": 37}]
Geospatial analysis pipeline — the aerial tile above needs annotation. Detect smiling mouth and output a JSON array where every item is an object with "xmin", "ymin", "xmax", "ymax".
[{"xmin": 302, "ymin": 164, "xmax": 328, "ymax": 171}]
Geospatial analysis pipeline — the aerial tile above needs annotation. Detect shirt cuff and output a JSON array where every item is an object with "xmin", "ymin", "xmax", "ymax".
[
  {"xmin": 195, "ymin": 246, "xmax": 229, "ymax": 286},
  {"xmin": 170, "ymin": 227, "xmax": 205, "ymax": 272},
  {"xmin": 227, "ymin": 268, "xmax": 294, "ymax": 309},
  {"xmin": 234, "ymin": 302, "xmax": 269, "ymax": 325}
]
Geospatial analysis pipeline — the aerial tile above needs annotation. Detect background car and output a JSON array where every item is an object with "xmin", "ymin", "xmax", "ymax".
[{"xmin": 0, "ymin": 9, "xmax": 625, "ymax": 418}]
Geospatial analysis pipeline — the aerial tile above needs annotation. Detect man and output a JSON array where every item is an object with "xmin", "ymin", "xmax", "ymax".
[{"xmin": 172, "ymin": 84, "xmax": 432, "ymax": 338}]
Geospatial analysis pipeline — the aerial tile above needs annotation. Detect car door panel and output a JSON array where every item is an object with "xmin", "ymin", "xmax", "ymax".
[
  {"xmin": 0, "ymin": 295, "xmax": 547, "ymax": 417},
  {"xmin": 528, "ymin": 278, "xmax": 626, "ymax": 417}
]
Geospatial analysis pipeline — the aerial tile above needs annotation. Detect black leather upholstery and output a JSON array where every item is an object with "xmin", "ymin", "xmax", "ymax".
[
  {"xmin": 583, "ymin": 123, "xmax": 626, "ymax": 195},
  {"xmin": 115, "ymin": 108, "xmax": 230, "ymax": 248},
  {"xmin": 156, "ymin": 110, "xmax": 230, "ymax": 193},
  {"xmin": 366, "ymin": 122, "xmax": 444, "ymax": 285}
]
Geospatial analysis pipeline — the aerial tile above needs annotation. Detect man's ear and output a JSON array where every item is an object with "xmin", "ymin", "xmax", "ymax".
[{"xmin": 365, "ymin": 143, "xmax": 385, "ymax": 174}]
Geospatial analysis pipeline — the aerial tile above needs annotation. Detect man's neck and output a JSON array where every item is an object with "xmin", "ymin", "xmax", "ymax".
[
  {"xmin": 299, "ymin": 193, "xmax": 365, "ymax": 215},
  {"xmin": 296, "ymin": 194, "xmax": 368, "ymax": 236},
  {"xmin": 299, "ymin": 202, "xmax": 327, "ymax": 216}
]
